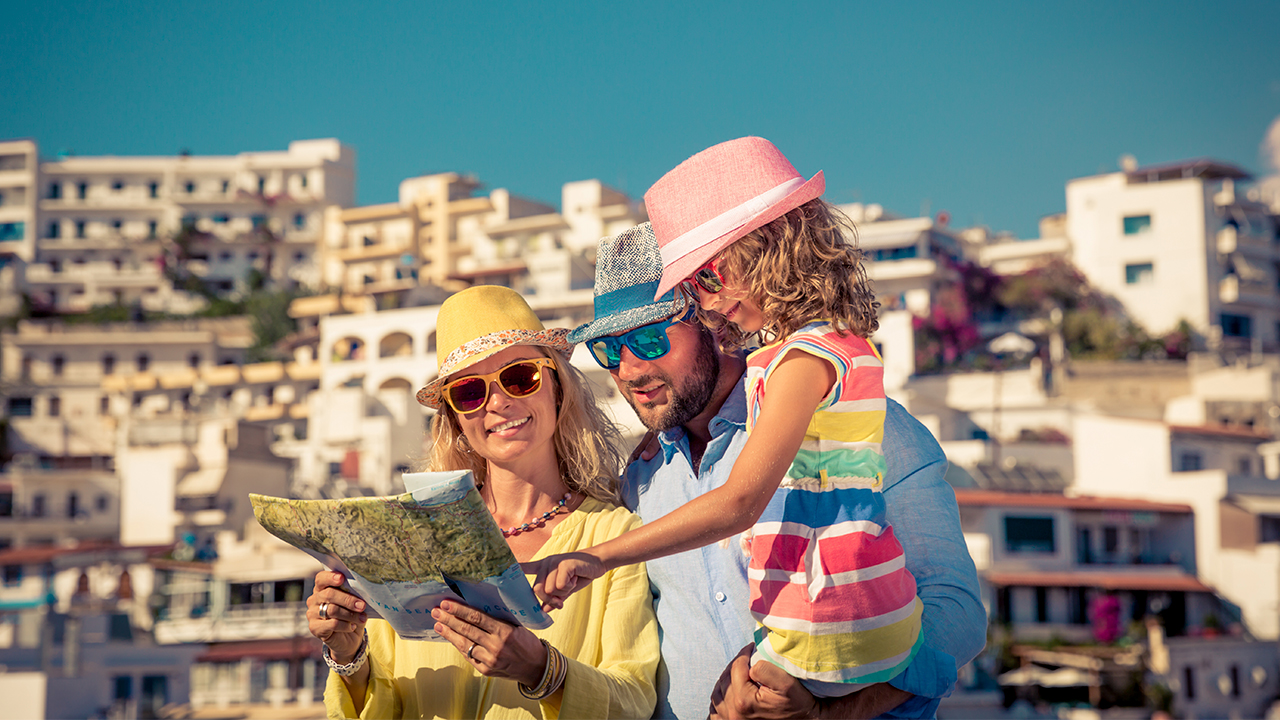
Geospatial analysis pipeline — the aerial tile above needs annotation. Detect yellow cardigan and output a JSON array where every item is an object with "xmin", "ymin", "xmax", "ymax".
[{"xmin": 325, "ymin": 498, "xmax": 659, "ymax": 719}]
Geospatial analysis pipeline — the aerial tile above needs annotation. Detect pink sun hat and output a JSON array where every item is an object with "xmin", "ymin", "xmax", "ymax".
[{"xmin": 645, "ymin": 137, "xmax": 826, "ymax": 300}]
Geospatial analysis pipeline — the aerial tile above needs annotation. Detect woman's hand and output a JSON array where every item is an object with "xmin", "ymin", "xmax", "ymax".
[
  {"xmin": 307, "ymin": 570, "xmax": 368, "ymax": 663},
  {"xmin": 524, "ymin": 552, "xmax": 606, "ymax": 611},
  {"xmin": 432, "ymin": 599, "xmax": 549, "ymax": 687}
]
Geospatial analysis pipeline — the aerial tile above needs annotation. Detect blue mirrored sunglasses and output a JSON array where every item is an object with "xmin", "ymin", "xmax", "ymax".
[{"xmin": 587, "ymin": 308, "xmax": 695, "ymax": 370}]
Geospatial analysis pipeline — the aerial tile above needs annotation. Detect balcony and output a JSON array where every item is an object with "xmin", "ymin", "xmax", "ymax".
[{"xmin": 154, "ymin": 602, "xmax": 310, "ymax": 644}]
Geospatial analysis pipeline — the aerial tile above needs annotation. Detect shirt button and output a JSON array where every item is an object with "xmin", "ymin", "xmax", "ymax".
[{"xmin": 715, "ymin": 592, "xmax": 726, "ymax": 603}]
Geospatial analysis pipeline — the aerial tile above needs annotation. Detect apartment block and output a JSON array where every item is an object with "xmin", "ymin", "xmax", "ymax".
[
  {"xmin": 1067, "ymin": 159, "xmax": 1280, "ymax": 350},
  {"xmin": 1, "ymin": 138, "xmax": 355, "ymax": 314}
]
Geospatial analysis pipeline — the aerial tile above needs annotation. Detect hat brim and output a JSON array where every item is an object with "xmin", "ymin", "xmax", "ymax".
[
  {"xmin": 567, "ymin": 296, "xmax": 683, "ymax": 345},
  {"xmin": 415, "ymin": 329, "xmax": 572, "ymax": 409},
  {"xmin": 654, "ymin": 170, "xmax": 825, "ymax": 300}
]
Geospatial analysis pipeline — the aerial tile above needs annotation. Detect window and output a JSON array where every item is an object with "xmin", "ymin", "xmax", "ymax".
[
  {"xmin": 49, "ymin": 259, "xmax": 61, "ymax": 273},
  {"xmin": 1238, "ymin": 457, "xmax": 1253, "ymax": 476},
  {"xmin": 251, "ymin": 215, "xmax": 266, "ymax": 229},
  {"xmin": 30, "ymin": 494, "xmax": 45, "ymax": 517},
  {"xmin": 103, "ymin": 354, "xmax": 116, "ymax": 375},
  {"xmin": 77, "ymin": 182, "xmax": 88, "ymax": 199},
  {"xmin": 1177, "ymin": 451, "xmax": 1203, "ymax": 472},
  {"xmin": 111, "ymin": 180, "xmax": 123, "ymax": 191},
  {"xmin": 113, "ymin": 258, "xmax": 123, "ymax": 271},
  {"xmin": 184, "ymin": 181, "xmax": 195, "ymax": 194},
  {"xmin": 112, "ymin": 219, "xmax": 122, "ymax": 232},
  {"xmin": 218, "ymin": 251, "xmax": 231, "ymax": 262},
  {"xmin": 67, "ymin": 491, "xmax": 79, "ymax": 518},
  {"xmin": 137, "ymin": 353, "xmax": 149, "ymax": 373},
  {"xmin": 221, "ymin": 179, "xmax": 230, "ymax": 193},
  {"xmin": 148, "ymin": 181, "xmax": 159, "ymax": 198},
  {"xmin": 75, "ymin": 220, "xmax": 86, "ymax": 238},
  {"xmin": 113, "ymin": 676, "xmax": 133, "ymax": 702},
  {"xmin": 247, "ymin": 251, "xmax": 259, "ymax": 262},
  {"xmin": 0, "ymin": 222, "xmax": 23, "ymax": 241},
  {"xmin": 1103, "ymin": 525, "xmax": 1119, "ymax": 554},
  {"xmin": 52, "ymin": 354, "xmax": 64, "ymax": 376},
  {"xmin": 181, "ymin": 215, "xmax": 197, "ymax": 230},
  {"xmin": 1221, "ymin": 313, "xmax": 1252, "ymax": 338},
  {"xmin": 96, "ymin": 494, "xmax": 109, "ymax": 512},
  {"xmin": 1035, "ymin": 587, "xmax": 1048, "ymax": 622},
  {"xmin": 1005, "ymin": 516, "xmax": 1055, "ymax": 553},
  {"xmin": 1124, "ymin": 262, "xmax": 1154, "ymax": 285},
  {"xmin": 100, "ymin": 395, "xmax": 110, "ymax": 415},
  {"xmin": 148, "ymin": 220, "xmax": 157, "ymax": 238},
  {"xmin": 46, "ymin": 221, "xmax": 59, "ymax": 239},
  {"xmin": 293, "ymin": 213, "xmax": 306, "ymax": 229},
  {"xmin": 47, "ymin": 396, "xmax": 60, "ymax": 417},
  {"xmin": 213, "ymin": 214, "xmax": 229, "ymax": 224},
  {"xmin": 1123, "ymin": 214, "xmax": 1152, "ymax": 235},
  {"xmin": 47, "ymin": 182, "xmax": 61, "ymax": 199},
  {"xmin": 1184, "ymin": 666, "xmax": 1196, "ymax": 700},
  {"xmin": 188, "ymin": 353, "xmax": 201, "ymax": 369},
  {"xmin": 257, "ymin": 176, "xmax": 266, "ymax": 194},
  {"xmin": 2, "ymin": 565, "xmax": 20, "ymax": 586},
  {"xmin": 7, "ymin": 397, "xmax": 33, "ymax": 417}
]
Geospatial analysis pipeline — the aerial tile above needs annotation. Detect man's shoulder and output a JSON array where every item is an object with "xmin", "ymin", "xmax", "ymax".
[{"xmin": 882, "ymin": 398, "xmax": 947, "ymax": 485}]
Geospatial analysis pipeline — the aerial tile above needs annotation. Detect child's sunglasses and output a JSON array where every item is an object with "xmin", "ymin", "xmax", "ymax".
[
  {"xmin": 442, "ymin": 358, "xmax": 556, "ymax": 415},
  {"xmin": 587, "ymin": 308, "xmax": 694, "ymax": 370},
  {"xmin": 680, "ymin": 260, "xmax": 725, "ymax": 297}
]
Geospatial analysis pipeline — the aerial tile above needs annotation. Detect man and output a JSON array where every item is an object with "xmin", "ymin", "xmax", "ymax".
[{"xmin": 568, "ymin": 224, "xmax": 985, "ymax": 719}]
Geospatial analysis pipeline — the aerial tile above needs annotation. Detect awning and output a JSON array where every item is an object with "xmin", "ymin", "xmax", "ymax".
[
  {"xmin": 197, "ymin": 637, "xmax": 322, "ymax": 663},
  {"xmin": 984, "ymin": 569, "xmax": 1210, "ymax": 593},
  {"xmin": 999, "ymin": 666, "xmax": 1099, "ymax": 688},
  {"xmin": 176, "ymin": 467, "xmax": 226, "ymax": 497},
  {"xmin": 1230, "ymin": 494, "xmax": 1280, "ymax": 517}
]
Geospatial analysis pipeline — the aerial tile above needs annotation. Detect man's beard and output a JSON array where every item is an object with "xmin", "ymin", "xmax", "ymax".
[{"xmin": 624, "ymin": 328, "xmax": 720, "ymax": 432}]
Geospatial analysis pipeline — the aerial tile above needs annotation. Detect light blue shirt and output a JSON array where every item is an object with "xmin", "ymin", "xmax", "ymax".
[{"xmin": 621, "ymin": 382, "xmax": 986, "ymax": 720}]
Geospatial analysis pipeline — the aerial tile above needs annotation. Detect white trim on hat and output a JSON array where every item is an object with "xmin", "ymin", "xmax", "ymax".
[{"xmin": 658, "ymin": 176, "xmax": 806, "ymax": 269}]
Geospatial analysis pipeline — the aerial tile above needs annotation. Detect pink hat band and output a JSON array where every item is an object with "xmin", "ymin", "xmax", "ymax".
[{"xmin": 644, "ymin": 137, "xmax": 825, "ymax": 299}]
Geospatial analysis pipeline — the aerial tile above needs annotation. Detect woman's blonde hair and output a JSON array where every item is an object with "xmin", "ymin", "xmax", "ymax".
[
  {"xmin": 699, "ymin": 198, "xmax": 879, "ymax": 350},
  {"xmin": 426, "ymin": 348, "xmax": 624, "ymax": 505}
]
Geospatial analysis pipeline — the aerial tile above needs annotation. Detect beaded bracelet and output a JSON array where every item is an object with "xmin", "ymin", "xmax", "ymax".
[
  {"xmin": 519, "ymin": 639, "xmax": 567, "ymax": 700},
  {"xmin": 323, "ymin": 628, "xmax": 369, "ymax": 677}
]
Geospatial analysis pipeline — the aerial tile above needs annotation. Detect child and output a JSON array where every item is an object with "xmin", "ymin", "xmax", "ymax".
[{"xmin": 533, "ymin": 137, "xmax": 923, "ymax": 697}]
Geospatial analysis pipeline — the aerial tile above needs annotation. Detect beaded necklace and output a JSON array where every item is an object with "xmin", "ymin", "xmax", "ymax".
[{"xmin": 493, "ymin": 491, "xmax": 574, "ymax": 538}]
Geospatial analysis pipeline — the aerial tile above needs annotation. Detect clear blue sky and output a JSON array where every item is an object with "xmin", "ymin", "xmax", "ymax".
[{"xmin": 5, "ymin": 1, "xmax": 1279, "ymax": 238}]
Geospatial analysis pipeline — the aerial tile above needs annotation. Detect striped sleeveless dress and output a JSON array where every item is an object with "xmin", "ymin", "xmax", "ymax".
[{"xmin": 744, "ymin": 321, "xmax": 923, "ymax": 695}]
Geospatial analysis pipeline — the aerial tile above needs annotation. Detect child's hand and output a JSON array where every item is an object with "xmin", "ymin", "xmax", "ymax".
[
  {"xmin": 522, "ymin": 552, "xmax": 606, "ymax": 611},
  {"xmin": 628, "ymin": 431, "xmax": 659, "ymax": 464}
]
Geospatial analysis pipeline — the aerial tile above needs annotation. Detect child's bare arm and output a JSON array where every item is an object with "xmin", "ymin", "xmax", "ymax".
[{"xmin": 529, "ymin": 351, "xmax": 835, "ymax": 606}]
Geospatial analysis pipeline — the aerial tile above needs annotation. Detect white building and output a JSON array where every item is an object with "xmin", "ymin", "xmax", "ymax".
[
  {"xmin": 1, "ymin": 317, "xmax": 254, "ymax": 467},
  {"xmin": 3, "ymin": 138, "xmax": 355, "ymax": 314},
  {"xmin": 1066, "ymin": 158, "xmax": 1279, "ymax": 351}
]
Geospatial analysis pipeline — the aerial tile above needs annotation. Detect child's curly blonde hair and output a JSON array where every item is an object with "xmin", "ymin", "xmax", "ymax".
[{"xmin": 696, "ymin": 199, "xmax": 879, "ymax": 351}]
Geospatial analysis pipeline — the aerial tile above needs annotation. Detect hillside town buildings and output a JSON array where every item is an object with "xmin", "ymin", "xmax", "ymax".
[{"xmin": 2, "ymin": 137, "xmax": 1280, "ymax": 717}]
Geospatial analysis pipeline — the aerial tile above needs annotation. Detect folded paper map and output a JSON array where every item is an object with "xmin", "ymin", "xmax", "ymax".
[{"xmin": 250, "ymin": 469, "xmax": 552, "ymax": 641}]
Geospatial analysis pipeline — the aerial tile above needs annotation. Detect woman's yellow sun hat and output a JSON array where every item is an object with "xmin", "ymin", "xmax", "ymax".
[{"xmin": 415, "ymin": 285, "xmax": 571, "ymax": 409}]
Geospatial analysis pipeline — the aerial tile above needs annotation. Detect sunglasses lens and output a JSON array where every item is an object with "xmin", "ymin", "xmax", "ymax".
[
  {"xmin": 589, "ymin": 339, "xmax": 620, "ymax": 369},
  {"xmin": 694, "ymin": 266, "xmax": 724, "ymax": 293},
  {"xmin": 628, "ymin": 325, "xmax": 670, "ymax": 360},
  {"xmin": 499, "ymin": 361, "xmax": 543, "ymax": 397},
  {"xmin": 447, "ymin": 377, "xmax": 488, "ymax": 413}
]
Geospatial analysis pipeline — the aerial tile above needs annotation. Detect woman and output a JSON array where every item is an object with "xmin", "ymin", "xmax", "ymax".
[{"xmin": 307, "ymin": 285, "xmax": 659, "ymax": 719}]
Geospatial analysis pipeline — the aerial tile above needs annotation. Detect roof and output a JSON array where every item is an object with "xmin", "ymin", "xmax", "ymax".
[
  {"xmin": 197, "ymin": 637, "xmax": 322, "ymax": 663},
  {"xmin": 984, "ymin": 569, "xmax": 1210, "ymax": 593},
  {"xmin": 1126, "ymin": 158, "xmax": 1252, "ymax": 183},
  {"xmin": 1169, "ymin": 424, "xmax": 1273, "ymax": 442},
  {"xmin": 954, "ymin": 488, "xmax": 1193, "ymax": 513},
  {"xmin": 0, "ymin": 540, "xmax": 172, "ymax": 568}
]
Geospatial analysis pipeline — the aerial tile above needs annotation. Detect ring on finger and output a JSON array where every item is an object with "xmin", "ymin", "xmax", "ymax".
[
  {"xmin": 467, "ymin": 642, "xmax": 477, "ymax": 660},
  {"xmin": 318, "ymin": 602, "xmax": 329, "ymax": 620}
]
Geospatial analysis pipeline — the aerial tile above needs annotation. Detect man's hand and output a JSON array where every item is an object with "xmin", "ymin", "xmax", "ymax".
[
  {"xmin": 709, "ymin": 644, "xmax": 818, "ymax": 720},
  {"xmin": 709, "ymin": 643, "xmax": 915, "ymax": 719}
]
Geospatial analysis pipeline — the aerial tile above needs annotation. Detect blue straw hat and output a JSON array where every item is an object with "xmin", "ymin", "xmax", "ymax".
[{"xmin": 568, "ymin": 222, "xmax": 684, "ymax": 345}]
